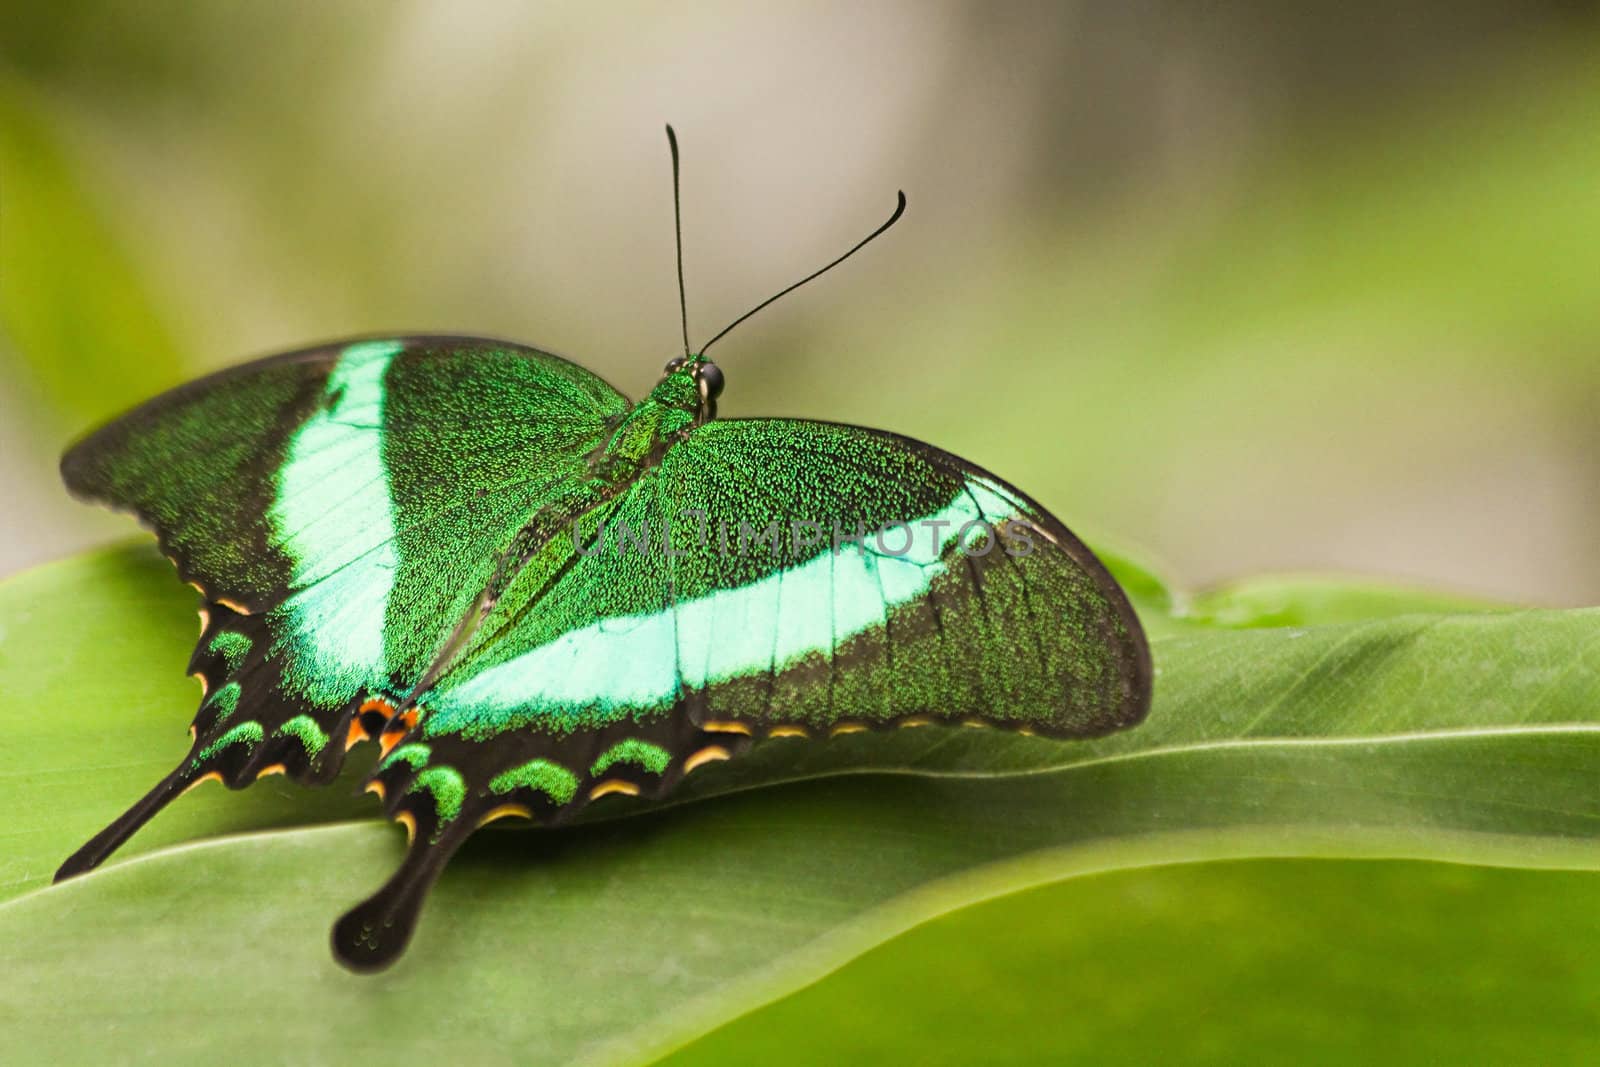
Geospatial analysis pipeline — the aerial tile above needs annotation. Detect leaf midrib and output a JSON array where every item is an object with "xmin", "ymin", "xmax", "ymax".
[{"xmin": 7, "ymin": 718, "xmax": 1592, "ymax": 916}]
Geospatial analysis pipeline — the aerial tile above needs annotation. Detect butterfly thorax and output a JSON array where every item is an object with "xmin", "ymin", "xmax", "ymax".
[
  {"xmin": 588, "ymin": 367, "xmax": 710, "ymax": 482},
  {"xmin": 446, "ymin": 366, "xmax": 718, "ymax": 673}
]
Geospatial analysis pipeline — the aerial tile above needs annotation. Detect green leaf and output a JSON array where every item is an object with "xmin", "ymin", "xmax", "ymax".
[
  {"xmin": 663, "ymin": 859, "xmax": 1600, "ymax": 1066},
  {"xmin": 1185, "ymin": 573, "xmax": 1510, "ymax": 628},
  {"xmin": 0, "ymin": 544, "xmax": 1595, "ymax": 1065}
]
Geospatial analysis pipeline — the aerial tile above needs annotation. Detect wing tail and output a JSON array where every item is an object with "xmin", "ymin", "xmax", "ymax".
[
  {"xmin": 54, "ymin": 765, "xmax": 195, "ymax": 882},
  {"xmin": 331, "ymin": 811, "xmax": 476, "ymax": 973}
]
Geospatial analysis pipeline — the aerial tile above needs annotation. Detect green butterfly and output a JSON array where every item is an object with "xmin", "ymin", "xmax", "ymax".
[{"xmin": 53, "ymin": 128, "xmax": 1151, "ymax": 972}]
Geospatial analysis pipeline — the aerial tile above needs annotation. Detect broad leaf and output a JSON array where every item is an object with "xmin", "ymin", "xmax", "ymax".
[
  {"xmin": 0, "ymin": 544, "xmax": 1594, "ymax": 1065},
  {"xmin": 663, "ymin": 859, "xmax": 1600, "ymax": 1066}
]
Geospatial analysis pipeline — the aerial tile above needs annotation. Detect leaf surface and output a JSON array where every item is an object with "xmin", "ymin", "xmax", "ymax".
[{"xmin": 0, "ymin": 544, "xmax": 1594, "ymax": 1064}]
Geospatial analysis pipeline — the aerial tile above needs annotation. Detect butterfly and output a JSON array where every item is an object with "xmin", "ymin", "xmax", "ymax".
[{"xmin": 52, "ymin": 127, "xmax": 1152, "ymax": 972}]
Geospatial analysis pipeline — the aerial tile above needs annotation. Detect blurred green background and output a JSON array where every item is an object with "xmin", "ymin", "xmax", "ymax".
[
  {"xmin": 3, "ymin": 4, "xmax": 1599, "ymax": 1063},
  {"xmin": 4, "ymin": 1, "xmax": 1599, "ymax": 604}
]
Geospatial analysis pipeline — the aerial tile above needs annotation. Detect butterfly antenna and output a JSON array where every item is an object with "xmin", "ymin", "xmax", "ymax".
[
  {"xmin": 667, "ymin": 124, "xmax": 691, "ymax": 360},
  {"xmin": 698, "ymin": 189, "xmax": 907, "ymax": 358}
]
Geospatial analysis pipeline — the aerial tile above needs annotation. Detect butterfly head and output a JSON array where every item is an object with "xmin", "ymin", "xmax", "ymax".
[
  {"xmin": 657, "ymin": 355, "xmax": 725, "ymax": 421},
  {"xmin": 656, "ymin": 125, "xmax": 900, "ymax": 430}
]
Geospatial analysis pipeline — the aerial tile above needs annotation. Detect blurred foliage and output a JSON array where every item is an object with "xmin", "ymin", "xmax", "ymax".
[
  {"xmin": 854, "ymin": 33, "xmax": 1600, "ymax": 605},
  {"xmin": 3, "ymin": 4, "xmax": 1599, "ymax": 600},
  {"xmin": 0, "ymin": 72, "xmax": 184, "ymax": 426},
  {"xmin": 1181, "ymin": 573, "xmax": 1507, "ymax": 628}
]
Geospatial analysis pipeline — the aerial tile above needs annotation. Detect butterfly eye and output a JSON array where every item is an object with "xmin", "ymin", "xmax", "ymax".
[
  {"xmin": 696, "ymin": 361, "xmax": 725, "ymax": 400},
  {"xmin": 662, "ymin": 356, "xmax": 688, "ymax": 377}
]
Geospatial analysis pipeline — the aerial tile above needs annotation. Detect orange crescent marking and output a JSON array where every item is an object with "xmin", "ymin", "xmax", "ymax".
[
  {"xmin": 359, "ymin": 698, "xmax": 395, "ymax": 716},
  {"xmin": 364, "ymin": 781, "xmax": 386, "ymax": 800},
  {"xmin": 214, "ymin": 597, "xmax": 252, "ymax": 615},
  {"xmin": 768, "ymin": 725, "xmax": 809, "ymax": 739},
  {"xmin": 256, "ymin": 764, "xmax": 286, "ymax": 779},
  {"xmin": 191, "ymin": 671, "xmax": 209, "ymax": 698},
  {"xmin": 181, "ymin": 771, "xmax": 223, "ymax": 796},
  {"xmin": 395, "ymin": 811, "xmax": 416, "ymax": 844},
  {"xmin": 196, "ymin": 608, "xmax": 210, "ymax": 636},
  {"xmin": 477, "ymin": 804, "xmax": 534, "ymax": 827},
  {"xmin": 377, "ymin": 709, "xmax": 420, "ymax": 757},
  {"xmin": 683, "ymin": 745, "xmax": 731, "ymax": 773},
  {"xmin": 829, "ymin": 722, "xmax": 868, "ymax": 736},
  {"xmin": 897, "ymin": 717, "xmax": 933, "ymax": 729},
  {"xmin": 961, "ymin": 719, "xmax": 989, "ymax": 729},
  {"xmin": 345, "ymin": 719, "xmax": 371, "ymax": 751},
  {"xmin": 589, "ymin": 779, "xmax": 641, "ymax": 800},
  {"xmin": 702, "ymin": 720, "xmax": 754, "ymax": 736}
]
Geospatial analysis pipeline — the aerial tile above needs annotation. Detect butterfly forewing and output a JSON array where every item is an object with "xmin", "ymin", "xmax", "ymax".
[{"xmin": 54, "ymin": 337, "xmax": 630, "ymax": 878}]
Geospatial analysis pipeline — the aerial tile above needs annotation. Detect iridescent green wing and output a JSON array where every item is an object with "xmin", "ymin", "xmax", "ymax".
[
  {"xmin": 56, "ymin": 335, "xmax": 629, "ymax": 879},
  {"xmin": 660, "ymin": 419, "xmax": 1150, "ymax": 737},
  {"xmin": 339, "ymin": 417, "xmax": 1148, "ymax": 970}
]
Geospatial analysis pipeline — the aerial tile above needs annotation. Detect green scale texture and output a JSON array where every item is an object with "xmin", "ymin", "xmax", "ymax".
[{"xmin": 422, "ymin": 417, "xmax": 1141, "ymax": 741}]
